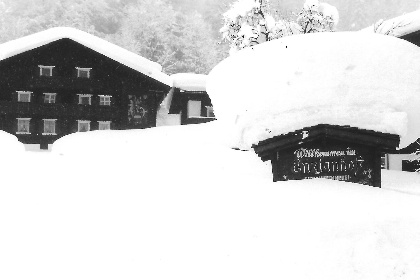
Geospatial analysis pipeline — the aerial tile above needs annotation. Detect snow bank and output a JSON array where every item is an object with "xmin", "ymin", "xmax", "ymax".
[
  {"xmin": 0, "ymin": 130, "xmax": 25, "ymax": 155},
  {"xmin": 207, "ymin": 32, "xmax": 420, "ymax": 150},
  {"xmin": 0, "ymin": 27, "xmax": 172, "ymax": 86},
  {"xmin": 52, "ymin": 122, "xmax": 269, "ymax": 182},
  {"xmin": 2, "ymin": 124, "xmax": 420, "ymax": 279},
  {"xmin": 171, "ymin": 73, "xmax": 207, "ymax": 91}
]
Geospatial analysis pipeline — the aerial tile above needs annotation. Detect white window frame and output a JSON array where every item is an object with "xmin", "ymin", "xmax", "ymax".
[
  {"xmin": 99, "ymin": 95, "xmax": 111, "ymax": 106},
  {"xmin": 77, "ymin": 120, "xmax": 91, "ymax": 132},
  {"xmin": 76, "ymin": 67, "xmax": 91, "ymax": 78},
  {"xmin": 39, "ymin": 65, "xmax": 55, "ymax": 77},
  {"xmin": 42, "ymin": 119, "xmax": 57, "ymax": 135},
  {"xmin": 187, "ymin": 100, "xmax": 202, "ymax": 118},
  {"xmin": 44, "ymin": 93, "xmax": 57, "ymax": 104},
  {"xmin": 16, "ymin": 91, "xmax": 32, "ymax": 102},
  {"xmin": 77, "ymin": 94, "xmax": 92, "ymax": 105},
  {"xmin": 16, "ymin": 118, "xmax": 31, "ymax": 134},
  {"xmin": 98, "ymin": 121, "xmax": 111, "ymax": 130},
  {"xmin": 205, "ymin": 106, "xmax": 215, "ymax": 118}
]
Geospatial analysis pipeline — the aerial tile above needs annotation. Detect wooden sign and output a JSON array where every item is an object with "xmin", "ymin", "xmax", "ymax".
[{"xmin": 253, "ymin": 124, "xmax": 400, "ymax": 187}]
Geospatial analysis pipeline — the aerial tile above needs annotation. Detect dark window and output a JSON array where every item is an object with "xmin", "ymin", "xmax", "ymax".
[
  {"xmin": 39, "ymin": 65, "xmax": 54, "ymax": 76},
  {"xmin": 78, "ymin": 94, "xmax": 92, "ymax": 105},
  {"xmin": 402, "ymin": 160, "xmax": 420, "ymax": 172},
  {"xmin": 76, "ymin": 68, "xmax": 91, "ymax": 78}
]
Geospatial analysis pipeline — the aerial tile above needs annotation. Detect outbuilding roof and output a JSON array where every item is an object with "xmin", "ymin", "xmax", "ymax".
[
  {"xmin": 0, "ymin": 27, "xmax": 172, "ymax": 86},
  {"xmin": 360, "ymin": 9, "xmax": 420, "ymax": 38},
  {"xmin": 171, "ymin": 73, "xmax": 207, "ymax": 92}
]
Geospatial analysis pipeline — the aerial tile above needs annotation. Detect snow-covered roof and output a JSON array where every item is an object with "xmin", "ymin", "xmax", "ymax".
[
  {"xmin": 360, "ymin": 9, "xmax": 420, "ymax": 38},
  {"xmin": 171, "ymin": 73, "xmax": 207, "ymax": 92},
  {"xmin": 0, "ymin": 27, "xmax": 172, "ymax": 86},
  {"xmin": 208, "ymin": 31, "xmax": 420, "ymax": 150}
]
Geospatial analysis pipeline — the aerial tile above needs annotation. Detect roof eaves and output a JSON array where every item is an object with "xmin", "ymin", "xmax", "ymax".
[{"xmin": 0, "ymin": 27, "xmax": 172, "ymax": 87}]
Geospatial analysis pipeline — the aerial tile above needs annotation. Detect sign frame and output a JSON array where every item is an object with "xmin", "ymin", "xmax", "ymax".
[{"xmin": 253, "ymin": 124, "xmax": 400, "ymax": 187}]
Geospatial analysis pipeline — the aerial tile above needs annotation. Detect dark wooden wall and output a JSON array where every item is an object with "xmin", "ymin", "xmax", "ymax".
[
  {"xmin": 168, "ymin": 88, "xmax": 215, "ymax": 125},
  {"xmin": 0, "ymin": 38, "xmax": 169, "ymax": 146},
  {"xmin": 401, "ymin": 31, "xmax": 420, "ymax": 47}
]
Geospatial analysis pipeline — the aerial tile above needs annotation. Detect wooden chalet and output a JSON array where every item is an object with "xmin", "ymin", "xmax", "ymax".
[
  {"xmin": 157, "ymin": 73, "xmax": 215, "ymax": 126},
  {"xmin": 0, "ymin": 27, "xmax": 172, "ymax": 150}
]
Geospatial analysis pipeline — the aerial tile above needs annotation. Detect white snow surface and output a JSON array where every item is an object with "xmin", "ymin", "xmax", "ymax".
[
  {"xmin": 1, "ymin": 124, "xmax": 420, "ymax": 280},
  {"xmin": 0, "ymin": 130, "xmax": 24, "ymax": 154},
  {"xmin": 207, "ymin": 32, "xmax": 420, "ymax": 150},
  {"xmin": 0, "ymin": 27, "xmax": 172, "ymax": 86},
  {"xmin": 171, "ymin": 73, "xmax": 207, "ymax": 91}
]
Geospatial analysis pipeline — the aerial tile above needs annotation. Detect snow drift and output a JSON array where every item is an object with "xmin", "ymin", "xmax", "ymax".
[
  {"xmin": 1, "ymin": 124, "xmax": 420, "ymax": 280},
  {"xmin": 207, "ymin": 32, "xmax": 420, "ymax": 150},
  {"xmin": 0, "ymin": 130, "xmax": 25, "ymax": 154}
]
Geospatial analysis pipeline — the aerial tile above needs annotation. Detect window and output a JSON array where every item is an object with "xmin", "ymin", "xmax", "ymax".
[
  {"xmin": 205, "ymin": 106, "xmax": 215, "ymax": 118},
  {"xmin": 187, "ymin": 100, "xmax": 201, "ymax": 117},
  {"xmin": 43, "ymin": 119, "xmax": 57, "ymax": 135},
  {"xmin": 99, "ymin": 95, "xmax": 111, "ymax": 106},
  {"xmin": 98, "ymin": 121, "xmax": 111, "ymax": 130},
  {"xmin": 39, "ymin": 65, "xmax": 54, "ymax": 77},
  {"xmin": 77, "ymin": 120, "xmax": 90, "ymax": 132},
  {"xmin": 17, "ymin": 118, "xmax": 31, "ymax": 134},
  {"xmin": 78, "ymin": 94, "xmax": 92, "ymax": 105},
  {"xmin": 17, "ymin": 91, "xmax": 31, "ymax": 102},
  {"xmin": 76, "ymin": 67, "xmax": 91, "ymax": 78},
  {"xmin": 44, "ymin": 93, "xmax": 56, "ymax": 104}
]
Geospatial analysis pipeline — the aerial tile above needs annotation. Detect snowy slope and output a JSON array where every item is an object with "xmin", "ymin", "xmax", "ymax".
[
  {"xmin": 207, "ymin": 32, "xmax": 420, "ymax": 150},
  {"xmin": 0, "ymin": 124, "xmax": 420, "ymax": 280}
]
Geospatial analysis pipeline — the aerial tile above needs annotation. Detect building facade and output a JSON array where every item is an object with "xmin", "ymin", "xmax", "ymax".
[{"xmin": 0, "ymin": 27, "xmax": 171, "ymax": 149}]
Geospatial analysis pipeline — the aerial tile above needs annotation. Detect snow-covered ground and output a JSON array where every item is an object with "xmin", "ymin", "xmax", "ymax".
[{"xmin": 1, "ymin": 122, "xmax": 420, "ymax": 280}]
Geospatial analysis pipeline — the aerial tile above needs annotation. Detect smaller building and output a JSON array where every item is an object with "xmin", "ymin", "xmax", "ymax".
[
  {"xmin": 383, "ymin": 141, "xmax": 420, "ymax": 172},
  {"xmin": 157, "ymin": 73, "xmax": 215, "ymax": 126}
]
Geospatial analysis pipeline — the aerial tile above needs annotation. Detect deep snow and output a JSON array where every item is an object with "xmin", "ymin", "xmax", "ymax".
[
  {"xmin": 1, "ymin": 123, "xmax": 420, "ymax": 280},
  {"xmin": 207, "ymin": 32, "xmax": 420, "ymax": 150}
]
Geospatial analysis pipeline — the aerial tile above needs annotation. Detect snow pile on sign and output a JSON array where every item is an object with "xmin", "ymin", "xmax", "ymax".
[
  {"xmin": 1, "ymin": 125, "xmax": 420, "ymax": 279},
  {"xmin": 171, "ymin": 73, "xmax": 207, "ymax": 91},
  {"xmin": 207, "ymin": 32, "xmax": 420, "ymax": 150}
]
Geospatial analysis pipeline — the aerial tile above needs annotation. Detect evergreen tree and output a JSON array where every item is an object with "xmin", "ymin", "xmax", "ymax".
[{"xmin": 108, "ymin": 0, "xmax": 222, "ymax": 74}]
